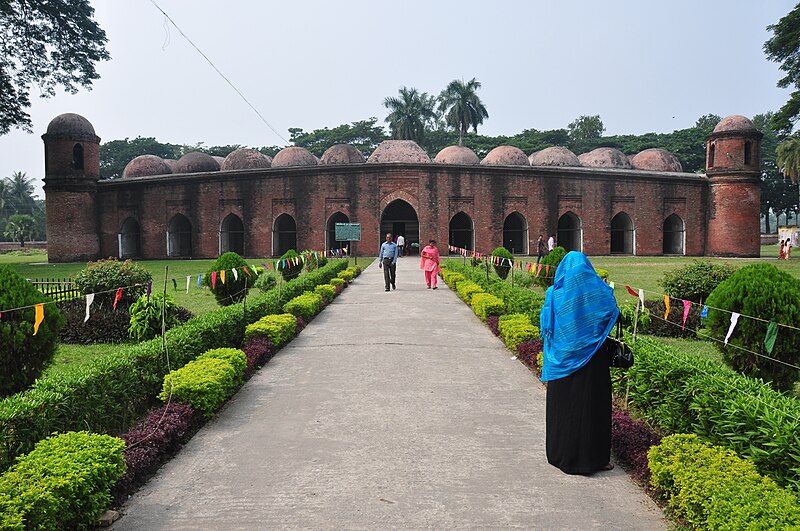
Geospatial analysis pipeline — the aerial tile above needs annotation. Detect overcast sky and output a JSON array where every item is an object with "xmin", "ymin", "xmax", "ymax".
[{"xmin": 0, "ymin": 0, "xmax": 794, "ymax": 198}]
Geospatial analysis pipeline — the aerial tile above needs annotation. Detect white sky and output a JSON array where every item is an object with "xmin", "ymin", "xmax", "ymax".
[{"xmin": 0, "ymin": 0, "xmax": 794, "ymax": 198}]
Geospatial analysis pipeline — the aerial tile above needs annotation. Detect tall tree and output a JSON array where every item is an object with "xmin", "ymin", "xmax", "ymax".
[
  {"xmin": 4, "ymin": 214, "xmax": 36, "ymax": 246},
  {"xmin": 567, "ymin": 115, "xmax": 605, "ymax": 142},
  {"xmin": 383, "ymin": 87, "xmax": 437, "ymax": 143},
  {"xmin": 4, "ymin": 171, "xmax": 36, "ymax": 216},
  {"xmin": 0, "ymin": 0, "xmax": 110, "ymax": 135},
  {"xmin": 765, "ymin": 3, "xmax": 800, "ymax": 135},
  {"xmin": 776, "ymin": 137, "xmax": 800, "ymax": 183},
  {"xmin": 438, "ymin": 78, "xmax": 489, "ymax": 146}
]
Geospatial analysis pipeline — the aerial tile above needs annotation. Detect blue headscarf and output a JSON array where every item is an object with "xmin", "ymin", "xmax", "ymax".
[{"xmin": 539, "ymin": 252, "xmax": 619, "ymax": 382}]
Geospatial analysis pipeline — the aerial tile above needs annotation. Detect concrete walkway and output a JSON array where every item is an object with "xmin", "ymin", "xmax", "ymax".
[{"xmin": 113, "ymin": 258, "xmax": 667, "ymax": 530}]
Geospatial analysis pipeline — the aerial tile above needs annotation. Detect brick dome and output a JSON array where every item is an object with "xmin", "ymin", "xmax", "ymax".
[
  {"xmin": 174, "ymin": 152, "xmax": 220, "ymax": 173},
  {"xmin": 529, "ymin": 146, "xmax": 580, "ymax": 167},
  {"xmin": 434, "ymin": 145, "xmax": 480, "ymax": 165},
  {"xmin": 368, "ymin": 140, "xmax": 431, "ymax": 163},
  {"xmin": 481, "ymin": 146, "xmax": 529, "ymax": 166},
  {"xmin": 163, "ymin": 159, "xmax": 179, "ymax": 172},
  {"xmin": 272, "ymin": 146, "xmax": 318, "ymax": 167},
  {"xmin": 212, "ymin": 156, "xmax": 225, "ymax": 167},
  {"xmin": 320, "ymin": 144, "xmax": 365, "ymax": 164},
  {"xmin": 713, "ymin": 114, "xmax": 757, "ymax": 133},
  {"xmin": 630, "ymin": 148, "xmax": 683, "ymax": 172},
  {"xmin": 578, "ymin": 147, "xmax": 632, "ymax": 169},
  {"xmin": 122, "ymin": 155, "xmax": 172, "ymax": 178},
  {"xmin": 221, "ymin": 148, "xmax": 272, "ymax": 171},
  {"xmin": 46, "ymin": 113, "xmax": 96, "ymax": 136}
]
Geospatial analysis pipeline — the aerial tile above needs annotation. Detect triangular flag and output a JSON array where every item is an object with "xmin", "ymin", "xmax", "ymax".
[
  {"xmin": 536, "ymin": 264, "xmax": 542, "ymax": 277},
  {"xmin": 724, "ymin": 312, "xmax": 740, "ymax": 344},
  {"xmin": 700, "ymin": 305, "xmax": 708, "ymax": 319},
  {"xmin": 113, "ymin": 288, "xmax": 123, "ymax": 311},
  {"xmin": 232, "ymin": 268, "xmax": 238, "ymax": 281},
  {"xmin": 638, "ymin": 289, "xmax": 645, "ymax": 307},
  {"xmin": 243, "ymin": 265, "xmax": 252, "ymax": 278},
  {"xmin": 33, "ymin": 303, "xmax": 44, "ymax": 335},
  {"xmin": 84, "ymin": 293, "xmax": 95, "ymax": 323},
  {"xmin": 186, "ymin": 276, "xmax": 191, "ymax": 293},
  {"xmin": 682, "ymin": 300, "xmax": 691, "ymax": 330},
  {"xmin": 220, "ymin": 270, "xmax": 226, "ymax": 284},
  {"xmin": 546, "ymin": 265, "xmax": 550, "ymax": 277},
  {"xmin": 171, "ymin": 278, "xmax": 177, "ymax": 291},
  {"xmin": 764, "ymin": 321, "xmax": 778, "ymax": 354},
  {"xmin": 211, "ymin": 271, "xmax": 217, "ymax": 289},
  {"xmin": 146, "ymin": 281, "xmax": 152, "ymax": 302},
  {"xmin": 197, "ymin": 274, "xmax": 203, "ymax": 287},
  {"xmin": 625, "ymin": 285, "xmax": 638, "ymax": 298},
  {"xmin": 609, "ymin": 281, "xmax": 615, "ymax": 289},
  {"xmin": 664, "ymin": 296, "xmax": 671, "ymax": 320}
]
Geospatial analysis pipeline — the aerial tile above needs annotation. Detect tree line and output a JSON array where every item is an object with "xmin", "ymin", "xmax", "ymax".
[{"xmin": 0, "ymin": 172, "xmax": 45, "ymax": 244}]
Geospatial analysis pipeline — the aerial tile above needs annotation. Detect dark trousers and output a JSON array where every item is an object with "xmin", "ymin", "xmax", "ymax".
[{"xmin": 382, "ymin": 258, "xmax": 396, "ymax": 289}]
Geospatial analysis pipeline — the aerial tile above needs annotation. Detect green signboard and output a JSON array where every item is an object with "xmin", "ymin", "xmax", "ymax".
[{"xmin": 335, "ymin": 223, "xmax": 361, "ymax": 241}]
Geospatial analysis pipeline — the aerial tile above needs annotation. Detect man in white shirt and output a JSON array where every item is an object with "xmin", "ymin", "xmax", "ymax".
[
  {"xmin": 396, "ymin": 234, "xmax": 405, "ymax": 257},
  {"xmin": 547, "ymin": 234, "xmax": 555, "ymax": 252}
]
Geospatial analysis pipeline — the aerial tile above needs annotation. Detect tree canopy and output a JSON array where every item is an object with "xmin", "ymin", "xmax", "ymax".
[
  {"xmin": 438, "ymin": 78, "xmax": 489, "ymax": 146},
  {"xmin": 383, "ymin": 87, "xmax": 437, "ymax": 144},
  {"xmin": 765, "ymin": 3, "xmax": 800, "ymax": 135},
  {"xmin": 0, "ymin": 0, "xmax": 110, "ymax": 135}
]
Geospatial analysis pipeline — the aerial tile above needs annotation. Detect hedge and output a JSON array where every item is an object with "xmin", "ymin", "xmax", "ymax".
[
  {"xmin": 314, "ymin": 284, "xmax": 337, "ymax": 302},
  {"xmin": 158, "ymin": 357, "xmax": 239, "ymax": 418},
  {"xmin": 498, "ymin": 314, "xmax": 539, "ymax": 351},
  {"xmin": 283, "ymin": 292, "xmax": 323, "ymax": 322},
  {"xmin": 245, "ymin": 313, "xmax": 297, "ymax": 348},
  {"xmin": 456, "ymin": 280, "xmax": 483, "ymax": 303},
  {"xmin": 470, "ymin": 292, "xmax": 505, "ymax": 321},
  {"xmin": 197, "ymin": 348, "xmax": 247, "ymax": 387}
]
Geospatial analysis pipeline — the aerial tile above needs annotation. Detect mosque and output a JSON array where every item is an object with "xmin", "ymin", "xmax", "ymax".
[{"xmin": 41, "ymin": 113, "xmax": 762, "ymax": 262}]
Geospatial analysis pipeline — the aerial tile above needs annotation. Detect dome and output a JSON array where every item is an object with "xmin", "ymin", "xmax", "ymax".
[
  {"xmin": 527, "ymin": 150, "xmax": 541, "ymax": 165},
  {"xmin": 434, "ymin": 145, "xmax": 480, "ymax": 165},
  {"xmin": 221, "ymin": 148, "xmax": 272, "ymax": 171},
  {"xmin": 174, "ymin": 152, "xmax": 221, "ymax": 173},
  {"xmin": 163, "ymin": 159, "xmax": 180, "ymax": 172},
  {"xmin": 577, "ymin": 147, "xmax": 632, "ymax": 169},
  {"xmin": 272, "ymin": 146, "xmax": 318, "ymax": 167},
  {"xmin": 713, "ymin": 114, "xmax": 757, "ymax": 133},
  {"xmin": 320, "ymin": 144, "xmax": 365, "ymax": 164},
  {"xmin": 45, "ymin": 113, "xmax": 96, "ymax": 136},
  {"xmin": 212, "ymin": 156, "xmax": 225, "ymax": 166},
  {"xmin": 481, "ymin": 146, "xmax": 529, "ymax": 166},
  {"xmin": 630, "ymin": 148, "xmax": 683, "ymax": 172},
  {"xmin": 368, "ymin": 140, "xmax": 431, "ymax": 163},
  {"xmin": 529, "ymin": 146, "xmax": 580, "ymax": 167},
  {"xmin": 122, "ymin": 155, "xmax": 172, "ymax": 178}
]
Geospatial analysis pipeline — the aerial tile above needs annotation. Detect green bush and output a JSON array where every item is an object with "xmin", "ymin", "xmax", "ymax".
[
  {"xmin": 202, "ymin": 252, "xmax": 251, "ymax": 306},
  {"xmin": 659, "ymin": 260, "xmax": 735, "ymax": 303},
  {"xmin": 0, "ymin": 265, "xmax": 64, "ymax": 397},
  {"xmin": 279, "ymin": 249, "xmax": 303, "ymax": 281},
  {"xmin": 456, "ymin": 280, "xmax": 483, "ymax": 303},
  {"xmin": 440, "ymin": 270, "xmax": 465, "ymax": 288},
  {"xmin": 314, "ymin": 284, "xmax": 337, "ymax": 302},
  {"xmin": 253, "ymin": 270, "xmax": 278, "ymax": 292},
  {"xmin": 619, "ymin": 300, "xmax": 650, "ymax": 333},
  {"xmin": 197, "ymin": 348, "xmax": 247, "ymax": 386},
  {"xmin": 498, "ymin": 314, "xmax": 538, "ymax": 351},
  {"xmin": 339, "ymin": 269, "xmax": 355, "ymax": 282},
  {"xmin": 244, "ymin": 313, "xmax": 297, "ymax": 347},
  {"xmin": 0, "ymin": 431, "xmax": 126, "ymax": 530},
  {"xmin": 491, "ymin": 246, "xmax": 513, "ymax": 280},
  {"xmin": 595, "ymin": 268, "xmax": 609, "ymax": 281},
  {"xmin": 705, "ymin": 263, "xmax": 800, "ymax": 392},
  {"xmin": 73, "ymin": 258, "xmax": 152, "ymax": 310},
  {"xmin": 329, "ymin": 277, "xmax": 345, "ymax": 288},
  {"xmin": 127, "ymin": 292, "xmax": 179, "ymax": 341},
  {"xmin": 535, "ymin": 246, "xmax": 567, "ymax": 287},
  {"xmin": 302, "ymin": 250, "xmax": 327, "ymax": 272},
  {"xmin": 283, "ymin": 292, "xmax": 322, "ymax": 321},
  {"xmin": 470, "ymin": 292, "xmax": 506, "ymax": 321},
  {"xmin": 159, "ymin": 357, "xmax": 237, "ymax": 417},
  {"xmin": 648, "ymin": 434, "xmax": 800, "ymax": 530}
]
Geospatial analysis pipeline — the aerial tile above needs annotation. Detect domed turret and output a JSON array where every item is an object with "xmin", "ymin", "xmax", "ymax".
[
  {"xmin": 529, "ymin": 146, "xmax": 580, "ymax": 167},
  {"xmin": 122, "ymin": 155, "xmax": 173, "ymax": 178},
  {"xmin": 713, "ymin": 115, "xmax": 757, "ymax": 133},
  {"xmin": 577, "ymin": 147, "xmax": 631, "ymax": 169},
  {"xmin": 368, "ymin": 140, "xmax": 431, "ymax": 163},
  {"xmin": 434, "ymin": 145, "xmax": 480, "ymax": 165},
  {"xmin": 481, "ymin": 146, "xmax": 529, "ymax": 166}
]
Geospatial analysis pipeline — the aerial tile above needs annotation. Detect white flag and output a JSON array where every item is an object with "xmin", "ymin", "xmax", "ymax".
[
  {"xmin": 724, "ymin": 312, "xmax": 740, "ymax": 344},
  {"xmin": 84, "ymin": 293, "xmax": 95, "ymax": 323},
  {"xmin": 638, "ymin": 288, "xmax": 645, "ymax": 307},
  {"xmin": 232, "ymin": 268, "xmax": 239, "ymax": 281},
  {"xmin": 186, "ymin": 275, "xmax": 191, "ymax": 294}
]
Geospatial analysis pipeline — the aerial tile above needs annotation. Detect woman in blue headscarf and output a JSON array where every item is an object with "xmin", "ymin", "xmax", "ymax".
[{"xmin": 540, "ymin": 251, "xmax": 620, "ymax": 474}]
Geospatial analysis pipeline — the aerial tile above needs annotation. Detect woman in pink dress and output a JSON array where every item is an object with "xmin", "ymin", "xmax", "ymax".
[{"xmin": 420, "ymin": 239, "xmax": 442, "ymax": 289}]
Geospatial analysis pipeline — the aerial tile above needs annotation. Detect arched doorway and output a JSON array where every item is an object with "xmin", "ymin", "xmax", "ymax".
[
  {"xmin": 557, "ymin": 212, "xmax": 582, "ymax": 252},
  {"xmin": 380, "ymin": 199, "xmax": 419, "ymax": 255},
  {"xmin": 503, "ymin": 212, "xmax": 528, "ymax": 254},
  {"xmin": 219, "ymin": 214, "xmax": 245, "ymax": 256},
  {"xmin": 326, "ymin": 212, "xmax": 349, "ymax": 252},
  {"xmin": 167, "ymin": 214, "xmax": 192, "ymax": 257},
  {"xmin": 273, "ymin": 213, "xmax": 297, "ymax": 256},
  {"xmin": 449, "ymin": 211, "xmax": 473, "ymax": 252},
  {"xmin": 118, "ymin": 217, "xmax": 141, "ymax": 259},
  {"xmin": 610, "ymin": 212, "xmax": 634, "ymax": 254},
  {"xmin": 663, "ymin": 214, "xmax": 685, "ymax": 255}
]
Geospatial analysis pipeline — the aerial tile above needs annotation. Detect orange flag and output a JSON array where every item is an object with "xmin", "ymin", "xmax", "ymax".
[
  {"xmin": 33, "ymin": 304, "xmax": 44, "ymax": 335},
  {"xmin": 113, "ymin": 288, "xmax": 123, "ymax": 311},
  {"xmin": 664, "ymin": 296, "xmax": 671, "ymax": 320},
  {"xmin": 220, "ymin": 270, "xmax": 226, "ymax": 284}
]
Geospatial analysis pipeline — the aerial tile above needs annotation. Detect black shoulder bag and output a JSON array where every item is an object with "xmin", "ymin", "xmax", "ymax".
[{"xmin": 605, "ymin": 319, "xmax": 634, "ymax": 369}]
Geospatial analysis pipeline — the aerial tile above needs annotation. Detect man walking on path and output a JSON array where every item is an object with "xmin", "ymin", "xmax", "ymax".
[
  {"xmin": 548, "ymin": 234, "xmax": 556, "ymax": 252},
  {"xmin": 378, "ymin": 232, "xmax": 399, "ymax": 291},
  {"xmin": 537, "ymin": 234, "xmax": 546, "ymax": 264},
  {"xmin": 396, "ymin": 234, "xmax": 405, "ymax": 257}
]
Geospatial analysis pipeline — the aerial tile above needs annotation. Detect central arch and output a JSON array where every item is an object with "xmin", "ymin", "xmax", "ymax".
[
  {"xmin": 219, "ymin": 213, "xmax": 245, "ymax": 256},
  {"xmin": 503, "ymin": 212, "xmax": 528, "ymax": 255},
  {"xmin": 557, "ymin": 211, "xmax": 582, "ymax": 252},
  {"xmin": 380, "ymin": 199, "xmax": 419, "ymax": 255},
  {"xmin": 449, "ymin": 211, "xmax": 473, "ymax": 252}
]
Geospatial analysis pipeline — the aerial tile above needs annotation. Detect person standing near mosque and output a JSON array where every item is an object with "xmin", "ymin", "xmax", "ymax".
[
  {"xmin": 378, "ymin": 232, "xmax": 399, "ymax": 291},
  {"xmin": 420, "ymin": 239, "xmax": 442, "ymax": 289},
  {"xmin": 396, "ymin": 234, "xmax": 405, "ymax": 257},
  {"xmin": 537, "ymin": 234, "xmax": 547, "ymax": 264},
  {"xmin": 547, "ymin": 234, "xmax": 556, "ymax": 252}
]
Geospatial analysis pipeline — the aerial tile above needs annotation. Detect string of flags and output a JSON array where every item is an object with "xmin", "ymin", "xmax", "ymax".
[{"xmin": 447, "ymin": 245, "xmax": 555, "ymax": 278}]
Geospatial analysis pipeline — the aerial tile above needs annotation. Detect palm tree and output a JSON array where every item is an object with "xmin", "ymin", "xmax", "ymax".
[
  {"xmin": 776, "ymin": 138, "xmax": 800, "ymax": 183},
  {"xmin": 4, "ymin": 214, "xmax": 36, "ymax": 247},
  {"xmin": 4, "ymin": 171, "xmax": 36, "ymax": 215},
  {"xmin": 383, "ymin": 87, "xmax": 437, "ymax": 144},
  {"xmin": 437, "ymin": 78, "xmax": 489, "ymax": 146}
]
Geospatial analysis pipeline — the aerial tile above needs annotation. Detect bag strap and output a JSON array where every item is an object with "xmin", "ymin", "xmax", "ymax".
[{"xmin": 615, "ymin": 315, "xmax": 623, "ymax": 340}]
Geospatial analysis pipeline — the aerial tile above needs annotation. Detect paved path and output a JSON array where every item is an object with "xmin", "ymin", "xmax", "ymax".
[{"xmin": 113, "ymin": 258, "xmax": 666, "ymax": 530}]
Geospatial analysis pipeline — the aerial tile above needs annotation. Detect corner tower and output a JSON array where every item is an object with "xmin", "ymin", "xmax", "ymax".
[
  {"xmin": 705, "ymin": 115, "xmax": 762, "ymax": 257},
  {"xmin": 42, "ymin": 113, "xmax": 101, "ymax": 262}
]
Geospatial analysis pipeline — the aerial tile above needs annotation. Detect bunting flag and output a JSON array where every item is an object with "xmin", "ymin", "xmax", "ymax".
[
  {"xmin": 242, "ymin": 266, "xmax": 252, "ymax": 278},
  {"xmin": 546, "ymin": 265, "xmax": 550, "ymax": 277},
  {"xmin": 261, "ymin": 262, "xmax": 267, "ymax": 270},
  {"xmin": 638, "ymin": 289, "xmax": 645, "ymax": 307},
  {"xmin": 113, "ymin": 288, "xmax": 123, "ymax": 311},
  {"xmin": 536, "ymin": 264, "xmax": 542, "ymax": 277},
  {"xmin": 609, "ymin": 281, "xmax": 615, "ymax": 290},
  {"xmin": 764, "ymin": 321, "xmax": 778, "ymax": 354},
  {"xmin": 724, "ymin": 312, "xmax": 740, "ymax": 344},
  {"xmin": 232, "ymin": 268, "xmax": 238, "ymax": 281},
  {"xmin": 664, "ymin": 296, "xmax": 671, "ymax": 320},
  {"xmin": 220, "ymin": 270, "xmax": 226, "ymax": 284},
  {"xmin": 146, "ymin": 281, "xmax": 152, "ymax": 302},
  {"xmin": 700, "ymin": 305, "xmax": 709, "ymax": 319},
  {"xmin": 171, "ymin": 278, "xmax": 177, "ymax": 291},
  {"xmin": 625, "ymin": 285, "xmax": 638, "ymax": 298},
  {"xmin": 84, "ymin": 293, "xmax": 95, "ymax": 323},
  {"xmin": 197, "ymin": 274, "xmax": 203, "ymax": 287},
  {"xmin": 33, "ymin": 303, "xmax": 44, "ymax": 335},
  {"xmin": 186, "ymin": 276, "xmax": 191, "ymax": 294},
  {"xmin": 682, "ymin": 300, "xmax": 691, "ymax": 330},
  {"xmin": 211, "ymin": 271, "xmax": 217, "ymax": 289}
]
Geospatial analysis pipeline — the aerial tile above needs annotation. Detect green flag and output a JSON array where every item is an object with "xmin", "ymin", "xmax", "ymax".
[{"xmin": 764, "ymin": 321, "xmax": 778, "ymax": 354}]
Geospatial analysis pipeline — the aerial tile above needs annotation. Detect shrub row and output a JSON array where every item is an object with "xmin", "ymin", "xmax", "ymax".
[
  {"xmin": 498, "ymin": 314, "xmax": 539, "ymax": 352},
  {"xmin": 0, "ymin": 259, "xmax": 350, "ymax": 471},
  {"xmin": 470, "ymin": 292, "xmax": 505, "ymax": 321},
  {"xmin": 442, "ymin": 260, "xmax": 544, "ymax": 316},
  {"xmin": 284, "ymin": 292, "xmax": 323, "ymax": 322},
  {"xmin": 245, "ymin": 313, "xmax": 297, "ymax": 348}
]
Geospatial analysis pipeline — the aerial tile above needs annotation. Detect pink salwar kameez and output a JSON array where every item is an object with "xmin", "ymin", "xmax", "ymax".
[{"xmin": 420, "ymin": 244, "xmax": 442, "ymax": 289}]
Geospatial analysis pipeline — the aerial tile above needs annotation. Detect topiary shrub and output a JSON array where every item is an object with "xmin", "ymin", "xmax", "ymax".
[
  {"xmin": 73, "ymin": 258, "xmax": 152, "ymax": 311},
  {"xmin": 535, "ymin": 246, "xmax": 567, "ymax": 287},
  {"xmin": 279, "ymin": 249, "xmax": 303, "ymax": 281},
  {"xmin": 202, "ymin": 252, "xmax": 251, "ymax": 306},
  {"xmin": 659, "ymin": 261, "xmax": 735, "ymax": 303},
  {"xmin": 128, "ymin": 292, "xmax": 180, "ymax": 341},
  {"xmin": 491, "ymin": 246, "xmax": 513, "ymax": 279},
  {"xmin": 0, "ymin": 265, "xmax": 64, "ymax": 396},
  {"xmin": 705, "ymin": 263, "xmax": 800, "ymax": 392}
]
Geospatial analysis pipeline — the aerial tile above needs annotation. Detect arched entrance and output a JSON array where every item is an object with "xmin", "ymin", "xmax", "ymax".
[
  {"xmin": 449, "ymin": 211, "xmax": 473, "ymax": 252},
  {"xmin": 380, "ymin": 199, "xmax": 419, "ymax": 255},
  {"xmin": 327, "ymin": 212, "xmax": 349, "ymax": 252},
  {"xmin": 219, "ymin": 214, "xmax": 245, "ymax": 256},
  {"xmin": 503, "ymin": 212, "xmax": 528, "ymax": 254},
  {"xmin": 663, "ymin": 214, "xmax": 685, "ymax": 255},
  {"xmin": 167, "ymin": 214, "xmax": 192, "ymax": 257},
  {"xmin": 557, "ymin": 212, "xmax": 582, "ymax": 252},
  {"xmin": 273, "ymin": 213, "xmax": 297, "ymax": 256},
  {"xmin": 118, "ymin": 217, "xmax": 141, "ymax": 259},
  {"xmin": 610, "ymin": 212, "xmax": 634, "ymax": 254}
]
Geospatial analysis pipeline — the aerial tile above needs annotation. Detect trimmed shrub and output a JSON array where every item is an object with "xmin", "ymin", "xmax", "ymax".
[
  {"xmin": 0, "ymin": 265, "xmax": 64, "ymax": 396},
  {"xmin": 329, "ymin": 277, "xmax": 345, "ymax": 288},
  {"xmin": 705, "ymin": 263, "xmax": 800, "ymax": 392},
  {"xmin": 595, "ymin": 268, "xmax": 609, "ymax": 281},
  {"xmin": 197, "ymin": 348, "xmax": 247, "ymax": 387},
  {"xmin": 128, "ymin": 292, "xmax": 180, "ymax": 341},
  {"xmin": 456, "ymin": 280, "xmax": 483, "ymax": 303},
  {"xmin": 491, "ymin": 246, "xmax": 513, "ymax": 279},
  {"xmin": 498, "ymin": 314, "xmax": 538, "ymax": 351},
  {"xmin": 314, "ymin": 284, "xmax": 337, "ymax": 302},
  {"xmin": 339, "ymin": 269, "xmax": 355, "ymax": 282},
  {"xmin": 253, "ymin": 270, "xmax": 278, "ymax": 292},
  {"xmin": 470, "ymin": 292, "xmax": 506, "ymax": 321},
  {"xmin": 0, "ymin": 431, "xmax": 126, "ymax": 530},
  {"xmin": 279, "ymin": 249, "xmax": 303, "ymax": 281},
  {"xmin": 73, "ymin": 258, "xmax": 152, "ymax": 310},
  {"xmin": 487, "ymin": 314, "xmax": 501, "ymax": 336},
  {"xmin": 202, "ymin": 252, "xmax": 251, "ymax": 306},
  {"xmin": 441, "ymin": 270, "xmax": 465, "ymax": 288},
  {"xmin": 535, "ymin": 246, "xmax": 567, "ymax": 287},
  {"xmin": 283, "ymin": 292, "xmax": 323, "ymax": 322},
  {"xmin": 242, "ymin": 335, "xmax": 275, "ymax": 374},
  {"xmin": 158, "ymin": 357, "xmax": 238, "ymax": 417},
  {"xmin": 245, "ymin": 313, "xmax": 297, "ymax": 347},
  {"xmin": 659, "ymin": 260, "xmax": 735, "ymax": 303}
]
